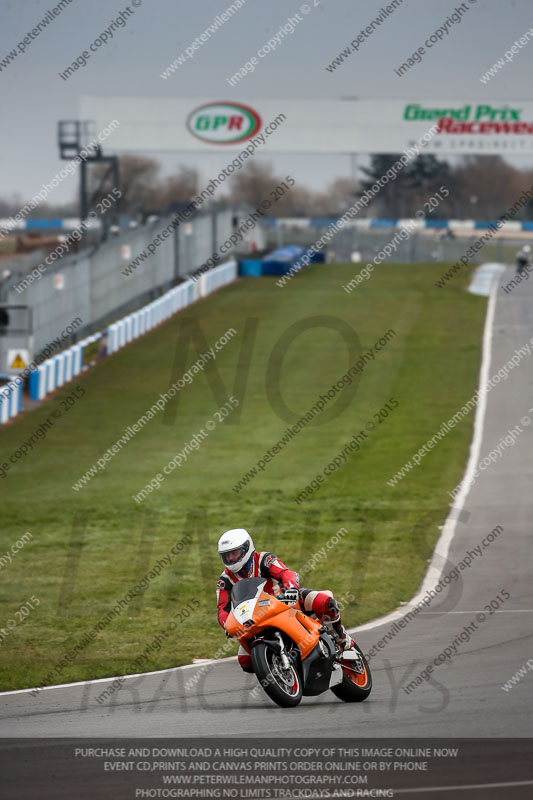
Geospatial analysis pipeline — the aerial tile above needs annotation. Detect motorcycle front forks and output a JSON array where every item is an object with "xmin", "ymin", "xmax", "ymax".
[{"xmin": 274, "ymin": 632, "xmax": 291, "ymax": 670}]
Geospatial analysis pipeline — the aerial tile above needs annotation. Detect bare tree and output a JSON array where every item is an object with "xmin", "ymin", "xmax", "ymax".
[
  {"xmin": 155, "ymin": 166, "xmax": 200, "ymax": 209},
  {"xmin": 229, "ymin": 161, "xmax": 280, "ymax": 209},
  {"xmin": 90, "ymin": 155, "xmax": 160, "ymax": 215},
  {"xmin": 451, "ymin": 156, "xmax": 527, "ymax": 219},
  {"xmin": 314, "ymin": 178, "xmax": 356, "ymax": 216}
]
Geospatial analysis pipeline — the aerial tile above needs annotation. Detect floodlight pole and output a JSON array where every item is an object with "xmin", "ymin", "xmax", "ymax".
[{"xmin": 57, "ymin": 120, "xmax": 120, "ymax": 230}]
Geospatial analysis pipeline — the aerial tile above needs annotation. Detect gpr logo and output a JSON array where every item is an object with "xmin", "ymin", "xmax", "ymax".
[{"xmin": 187, "ymin": 101, "xmax": 262, "ymax": 144}]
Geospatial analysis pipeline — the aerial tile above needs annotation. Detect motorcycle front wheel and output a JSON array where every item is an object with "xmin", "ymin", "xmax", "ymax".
[
  {"xmin": 251, "ymin": 641, "xmax": 303, "ymax": 708},
  {"xmin": 331, "ymin": 643, "xmax": 372, "ymax": 703}
]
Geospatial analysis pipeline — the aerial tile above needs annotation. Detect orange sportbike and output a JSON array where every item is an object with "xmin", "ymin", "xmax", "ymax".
[{"xmin": 225, "ymin": 577, "xmax": 372, "ymax": 708}]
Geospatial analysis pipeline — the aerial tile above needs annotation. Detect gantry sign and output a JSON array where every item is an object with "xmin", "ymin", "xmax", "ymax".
[{"xmin": 80, "ymin": 97, "xmax": 533, "ymax": 155}]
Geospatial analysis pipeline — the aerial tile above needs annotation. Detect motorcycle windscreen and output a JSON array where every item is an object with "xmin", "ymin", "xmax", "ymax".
[{"xmin": 231, "ymin": 577, "xmax": 266, "ymax": 607}]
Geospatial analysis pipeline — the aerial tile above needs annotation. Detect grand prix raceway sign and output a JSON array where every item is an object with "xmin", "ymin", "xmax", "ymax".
[
  {"xmin": 405, "ymin": 102, "xmax": 533, "ymax": 135},
  {"xmin": 80, "ymin": 96, "xmax": 533, "ymax": 154}
]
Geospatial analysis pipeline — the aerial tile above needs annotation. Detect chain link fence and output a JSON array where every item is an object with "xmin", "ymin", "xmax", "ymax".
[{"xmin": 266, "ymin": 224, "xmax": 526, "ymax": 267}]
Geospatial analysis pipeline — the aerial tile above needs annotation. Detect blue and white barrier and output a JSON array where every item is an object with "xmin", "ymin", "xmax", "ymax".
[
  {"xmin": 106, "ymin": 282, "xmax": 193, "ymax": 355},
  {"xmin": 28, "ymin": 344, "xmax": 83, "ymax": 402},
  {"xmin": 265, "ymin": 217, "xmax": 533, "ymax": 233},
  {"xmin": 19, "ymin": 260, "xmax": 237, "ymax": 409},
  {"xmin": 0, "ymin": 380, "xmax": 22, "ymax": 424},
  {"xmin": 0, "ymin": 217, "xmax": 100, "ymax": 235},
  {"xmin": 105, "ymin": 262, "xmax": 236, "ymax": 357},
  {"xmin": 199, "ymin": 261, "xmax": 237, "ymax": 297}
]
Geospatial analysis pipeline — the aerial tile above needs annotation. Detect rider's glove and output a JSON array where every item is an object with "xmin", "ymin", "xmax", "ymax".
[{"xmin": 281, "ymin": 587, "xmax": 299, "ymax": 606}]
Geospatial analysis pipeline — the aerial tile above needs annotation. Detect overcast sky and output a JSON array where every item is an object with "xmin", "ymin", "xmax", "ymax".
[{"xmin": 1, "ymin": 0, "xmax": 533, "ymax": 206}]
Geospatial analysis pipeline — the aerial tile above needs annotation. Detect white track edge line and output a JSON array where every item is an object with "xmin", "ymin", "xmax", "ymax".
[
  {"xmin": 0, "ymin": 275, "xmax": 498, "ymax": 699},
  {"xmin": 356, "ymin": 274, "xmax": 497, "ymax": 633}
]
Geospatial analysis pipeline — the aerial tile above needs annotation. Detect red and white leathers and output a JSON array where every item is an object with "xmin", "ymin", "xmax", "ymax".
[{"xmin": 216, "ymin": 551, "xmax": 353, "ymax": 672}]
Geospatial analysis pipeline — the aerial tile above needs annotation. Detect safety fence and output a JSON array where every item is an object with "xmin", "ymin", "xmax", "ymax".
[
  {"xmin": 0, "ymin": 381, "xmax": 22, "ymax": 424},
  {"xmin": 266, "ymin": 220, "xmax": 530, "ymax": 268},
  {"xmin": 1, "ymin": 260, "xmax": 237, "ymax": 420}
]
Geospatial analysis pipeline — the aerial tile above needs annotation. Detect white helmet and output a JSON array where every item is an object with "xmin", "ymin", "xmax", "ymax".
[
  {"xmin": 524, "ymin": 245, "xmax": 531, "ymax": 254},
  {"xmin": 218, "ymin": 528, "xmax": 254, "ymax": 573}
]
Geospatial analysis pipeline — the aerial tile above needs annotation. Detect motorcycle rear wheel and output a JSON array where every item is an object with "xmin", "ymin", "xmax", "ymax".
[
  {"xmin": 331, "ymin": 643, "xmax": 372, "ymax": 703},
  {"xmin": 251, "ymin": 641, "xmax": 303, "ymax": 708}
]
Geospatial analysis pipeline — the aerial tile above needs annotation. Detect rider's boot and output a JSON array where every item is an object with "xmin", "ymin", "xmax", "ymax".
[
  {"xmin": 323, "ymin": 598, "xmax": 356, "ymax": 651},
  {"xmin": 330, "ymin": 622, "xmax": 356, "ymax": 651}
]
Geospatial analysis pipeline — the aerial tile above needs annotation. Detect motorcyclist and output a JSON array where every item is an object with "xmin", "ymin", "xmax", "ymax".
[
  {"xmin": 216, "ymin": 528, "xmax": 356, "ymax": 673},
  {"xmin": 516, "ymin": 244, "xmax": 531, "ymax": 273}
]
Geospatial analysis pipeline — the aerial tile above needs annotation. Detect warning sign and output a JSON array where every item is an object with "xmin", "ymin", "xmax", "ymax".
[{"xmin": 7, "ymin": 349, "xmax": 30, "ymax": 370}]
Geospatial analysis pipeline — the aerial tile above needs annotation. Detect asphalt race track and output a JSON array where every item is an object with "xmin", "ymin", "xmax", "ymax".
[{"xmin": 1, "ymin": 266, "xmax": 532, "ymax": 750}]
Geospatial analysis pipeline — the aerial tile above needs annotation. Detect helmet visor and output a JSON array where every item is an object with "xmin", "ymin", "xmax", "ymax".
[{"xmin": 221, "ymin": 544, "xmax": 249, "ymax": 568}]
